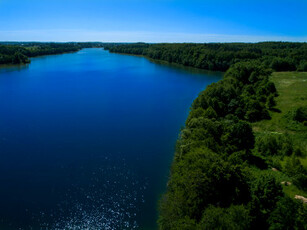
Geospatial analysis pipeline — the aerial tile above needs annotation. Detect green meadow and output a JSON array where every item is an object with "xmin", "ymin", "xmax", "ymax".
[{"xmin": 253, "ymin": 72, "xmax": 307, "ymax": 198}]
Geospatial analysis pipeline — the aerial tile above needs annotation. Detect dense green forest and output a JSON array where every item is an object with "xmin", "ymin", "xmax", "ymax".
[
  {"xmin": 158, "ymin": 63, "xmax": 307, "ymax": 230},
  {"xmin": 104, "ymin": 42, "xmax": 307, "ymax": 72},
  {"xmin": 104, "ymin": 42, "xmax": 307, "ymax": 229},
  {"xmin": 0, "ymin": 42, "xmax": 103, "ymax": 65}
]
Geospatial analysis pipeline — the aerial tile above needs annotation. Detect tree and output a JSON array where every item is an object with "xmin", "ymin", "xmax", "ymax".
[
  {"xmin": 159, "ymin": 148, "xmax": 249, "ymax": 228},
  {"xmin": 284, "ymin": 155, "xmax": 307, "ymax": 190},
  {"xmin": 267, "ymin": 94, "xmax": 276, "ymax": 109},
  {"xmin": 249, "ymin": 172, "xmax": 283, "ymax": 229},
  {"xmin": 270, "ymin": 57, "xmax": 296, "ymax": 71},
  {"xmin": 268, "ymin": 197, "xmax": 307, "ymax": 230},
  {"xmin": 293, "ymin": 106, "xmax": 307, "ymax": 123},
  {"xmin": 12, "ymin": 52, "xmax": 29, "ymax": 64},
  {"xmin": 222, "ymin": 120, "xmax": 255, "ymax": 153},
  {"xmin": 198, "ymin": 205, "xmax": 251, "ymax": 230}
]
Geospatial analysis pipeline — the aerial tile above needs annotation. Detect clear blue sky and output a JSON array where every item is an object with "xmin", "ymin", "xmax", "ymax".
[{"xmin": 0, "ymin": 0, "xmax": 306, "ymax": 42}]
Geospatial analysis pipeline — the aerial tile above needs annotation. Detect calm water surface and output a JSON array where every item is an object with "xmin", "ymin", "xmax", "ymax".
[{"xmin": 0, "ymin": 49, "xmax": 222, "ymax": 229}]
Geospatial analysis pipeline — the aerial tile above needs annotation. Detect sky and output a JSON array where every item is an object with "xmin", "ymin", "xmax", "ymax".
[{"xmin": 0, "ymin": 0, "xmax": 306, "ymax": 42}]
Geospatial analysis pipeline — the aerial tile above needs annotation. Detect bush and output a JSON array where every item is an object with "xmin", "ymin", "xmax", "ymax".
[
  {"xmin": 293, "ymin": 106, "xmax": 307, "ymax": 123},
  {"xmin": 198, "ymin": 205, "xmax": 251, "ymax": 230},
  {"xmin": 266, "ymin": 94, "xmax": 276, "ymax": 109},
  {"xmin": 268, "ymin": 197, "xmax": 307, "ymax": 230},
  {"xmin": 284, "ymin": 155, "xmax": 307, "ymax": 190},
  {"xmin": 297, "ymin": 60, "xmax": 307, "ymax": 71},
  {"xmin": 255, "ymin": 133, "xmax": 293, "ymax": 157},
  {"xmin": 270, "ymin": 57, "xmax": 296, "ymax": 71},
  {"xmin": 249, "ymin": 172, "xmax": 284, "ymax": 229}
]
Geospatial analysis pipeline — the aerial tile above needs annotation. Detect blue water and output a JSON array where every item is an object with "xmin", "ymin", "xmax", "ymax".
[{"xmin": 0, "ymin": 48, "xmax": 222, "ymax": 229}]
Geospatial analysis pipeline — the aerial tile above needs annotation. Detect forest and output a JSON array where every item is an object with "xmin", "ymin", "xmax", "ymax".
[
  {"xmin": 104, "ymin": 42, "xmax": 307, "ymax": 229},
  {"xmin": 158, "ymin": 62, "xmax": 307, "ymax": 230},
  {"xmin": 104, "ymin": 42, "xmax": 307, "ymax": 72},
  {"xmin": 1, "ymin": 41, "xmax": 306, "ymax": 229},
  {"xmin": 0, "ymin": 42, "xmax": 103, "ymax": 65}
]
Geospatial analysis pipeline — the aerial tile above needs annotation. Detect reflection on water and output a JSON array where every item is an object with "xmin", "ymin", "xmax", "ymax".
[
  {"xmin": 38, "ymin": 157, "xmax": 146, "ymax": 230},
  {"xmin": 0, "ymin": 63, "xmax": 29, "ymax": 73},
  {"xmin": 149, "ymin": 59, "xmax": 224, "ymax": 76}
]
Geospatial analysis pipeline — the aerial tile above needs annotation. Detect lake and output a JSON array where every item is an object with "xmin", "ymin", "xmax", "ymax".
[{"xmin": 0, "ymin": 48, "xmax": 222, "ymax": 229}]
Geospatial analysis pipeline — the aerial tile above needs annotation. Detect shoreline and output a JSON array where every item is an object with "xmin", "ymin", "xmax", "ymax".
[{"xmin": 106, "ymin": 50, "xmax": 225, "ymax": 75}]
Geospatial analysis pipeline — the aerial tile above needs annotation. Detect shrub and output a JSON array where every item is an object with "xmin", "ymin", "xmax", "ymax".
[
  {"xmin": 198, "ymin": 205, "xmax": 251, "ymax": 230},
  {"xmin": 284, "ymin": 155, "xmax": 307, "ymax": 190},
  {"xmin": 270, "ymin": 57, "xmax": 296, "ymax": 71},
  {"xmin": 293, "ymin": 106, "xmax": 307, "ymax": 123},
  {"xmin": 268, "ymin": 197, "xmax": 307, "ymax": 230}
]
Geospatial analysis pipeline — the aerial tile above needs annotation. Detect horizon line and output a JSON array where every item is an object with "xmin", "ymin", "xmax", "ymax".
[
  {"xmin": 1, "ymin": 40, "xmax": 307, "ymax": 44},
  {"xmin": 0, "ymin": 30, "xmax": 306, "ymax": 43}
]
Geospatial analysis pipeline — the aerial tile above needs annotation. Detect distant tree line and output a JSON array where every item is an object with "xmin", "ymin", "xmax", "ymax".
[
  {"xmin": 0, "ymin": 42, "xmax": 103, "ymax": 65},
  {"xmin": 104, "ymin": 42, "xmax": 307, "ymax": 72}
]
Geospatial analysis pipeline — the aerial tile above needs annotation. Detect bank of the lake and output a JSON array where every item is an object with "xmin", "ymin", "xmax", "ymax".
[{"xmin": 0, "ymin": 48, "xmax": 222, "ymax": 229}]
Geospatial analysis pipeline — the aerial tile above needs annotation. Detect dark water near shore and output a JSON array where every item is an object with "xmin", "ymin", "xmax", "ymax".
[{"xmin": 0, "ymin": 48, "xmax": 222, "ymax": 229}]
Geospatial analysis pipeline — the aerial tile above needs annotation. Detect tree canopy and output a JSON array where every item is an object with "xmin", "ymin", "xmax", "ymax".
[{"xmin": 104, "ymin": 42, "xmax": 307, "ymax": 72}]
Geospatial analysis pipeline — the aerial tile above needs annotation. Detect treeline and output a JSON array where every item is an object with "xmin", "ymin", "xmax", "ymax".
[
  {"xmin": 103, "ymin": 42, "xmax": 307, "ymax": 72},
  {"xmin": 0, "ymin": 42, "xmax": 103, "ymax": 65},
  {"xmin": 158, "ymin": 62, "xmax": 307, "ymax": 229}
]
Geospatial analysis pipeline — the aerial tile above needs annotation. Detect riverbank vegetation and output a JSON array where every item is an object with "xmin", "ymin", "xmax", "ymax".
[
  {"xmin": 0, "ymin": 42, "xmax": 103, "ymax": 65},
  {"xmin": 105, "ymin": 42, "xmax": 307, "ymax": 229},
  {"xmin": 159, "ymin": 66, "xmax": 307, "ymax": 230}
]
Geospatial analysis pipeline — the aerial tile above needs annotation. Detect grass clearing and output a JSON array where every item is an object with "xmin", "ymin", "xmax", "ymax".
[
  {"xmin": 253, "ymin": 72, "xmax": 307, "ymax": 198},
  {"xmin": 253, "ymin": 72, "xmax": 307, "ymax": 153}
]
